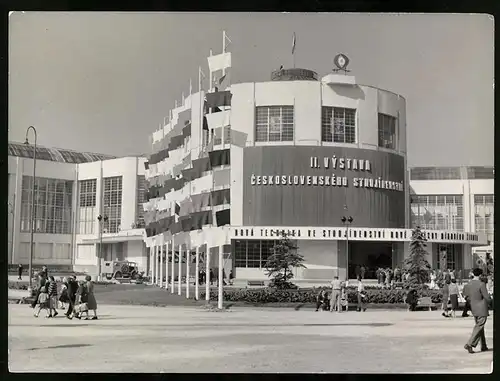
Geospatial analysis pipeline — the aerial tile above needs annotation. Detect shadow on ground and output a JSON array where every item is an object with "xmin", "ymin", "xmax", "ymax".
[{"xmin": 27, "ymin": 344, "xmax": 92, "ymax": 351}]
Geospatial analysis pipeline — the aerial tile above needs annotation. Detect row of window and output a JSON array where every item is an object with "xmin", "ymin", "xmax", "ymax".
[
  {"xmin": 234, "ymin": 240, "xmax": 278, "ymax": 269},
  {"xmin": 21, "ymin": 177, "xmax": 74, "ymax": 234},
  {"xmin": 254, "ymin": 106, "xmax": 398, "ymax": 149}
]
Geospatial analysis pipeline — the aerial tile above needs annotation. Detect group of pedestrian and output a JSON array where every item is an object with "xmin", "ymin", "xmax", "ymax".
[
  {"xmin": 30, "ymin": 267, "xmax": 98, "ymax": 321},
  {"xmin": 316, "ymin": 275, "xmax": 366, "ymax": 313},
  {"xmin": 197, "ymin": 268, "xmax": 234, "ymax": 286}
]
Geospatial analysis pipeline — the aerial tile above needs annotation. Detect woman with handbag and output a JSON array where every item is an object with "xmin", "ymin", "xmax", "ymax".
[
  {"xmin": 84, "ymin": 275, "xmax": 98, "ymax": 320},
  {"xmin": 74, "ymin": 280, "xmax": 89, "ymax": 320}
]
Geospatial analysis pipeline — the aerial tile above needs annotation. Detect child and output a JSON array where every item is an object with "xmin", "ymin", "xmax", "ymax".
[
  {"xmin": 59, "ymin": 278, "xmax": 69, "ymax": 309},
  {"xmin": 34, "ymin": 285, "xmax": 50, "ymax": 318}
]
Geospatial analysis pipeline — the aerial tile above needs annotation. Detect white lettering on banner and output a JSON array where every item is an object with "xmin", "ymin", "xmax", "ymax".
[
  {"xmin": 232, "ymin": 227, "xmax": 484, "ymax": 244},
  {"xmin": 253, "ymin": 155, "xmax": 402, "ymax": 192}
]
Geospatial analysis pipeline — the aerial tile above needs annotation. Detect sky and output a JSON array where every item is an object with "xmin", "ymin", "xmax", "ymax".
[{"xmin": 9, "ymin": 12, "xmax": 494, "ymax": 167}]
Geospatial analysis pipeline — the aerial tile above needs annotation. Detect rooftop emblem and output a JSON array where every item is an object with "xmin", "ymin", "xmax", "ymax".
[{"xmin": 333, "ymin": 53, "xmax": 350, "ymax": 73}]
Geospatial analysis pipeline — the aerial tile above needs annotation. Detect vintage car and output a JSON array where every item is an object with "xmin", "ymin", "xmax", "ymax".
[{"xmin": 102, "ymin": 261, "xmax": 140, "ymax": 280}]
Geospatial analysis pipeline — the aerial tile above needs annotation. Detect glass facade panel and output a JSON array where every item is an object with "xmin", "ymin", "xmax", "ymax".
[
  {"xmin": 474, "ymin": 194, "xmax": 494, "ymax": 243},
  {"xmin": 410, "ymin": 167, "xmax": 462, "ymax": 180},
  {"xmin": 233, "ymin": 240, "xmax": 298, "ymax": 269},
  {"xmin": 321, "ymin": 107, "xmax": 356, "ymax": 143},
  {"xmin": 21, "ymin": 176, "xmax": 73, "ymax": 234},
  {"xmin": 255, "ymin": 106, "xmax": 294, "ymax": 142},
  {"xmin": 103, "ymin": 176, "xmax": 122, "ymax": 233},
  {"xmin": 378, "ymin": 113, "xmax": 397, "ymax": 149},
  {"xmin": 136, "ymin": 175, "xmax": 146, "ymax": 228},
  {"xmin": 410, "ymin": 195, "xmax": 464, "ymax": 231},
  {"xmin": 77, "ymin": 179, "xmax": 97, "ymax": 234}
]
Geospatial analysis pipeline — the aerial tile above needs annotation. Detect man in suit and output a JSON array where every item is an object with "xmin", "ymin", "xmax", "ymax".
[{"xmin": 463, "ymin": 268, "xmax": 492, "ymax": 353}]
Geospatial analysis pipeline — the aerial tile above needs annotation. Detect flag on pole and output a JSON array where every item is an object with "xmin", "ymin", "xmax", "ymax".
[
  {"xmin": 219, "ymin": 74, "xmax": 226, "ymax": 86},
  {"xmin": 189, "ymin": 78, "xmax": 193, "ymax": 95},
  {"xmin": 292, "ymin": 32, "xmax": 296, "ymax": 55}
]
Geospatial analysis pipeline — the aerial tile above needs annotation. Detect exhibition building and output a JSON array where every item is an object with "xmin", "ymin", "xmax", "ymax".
[{"xmin": 8, "ymin": 35, "xmax": 493, "ymax": 282}]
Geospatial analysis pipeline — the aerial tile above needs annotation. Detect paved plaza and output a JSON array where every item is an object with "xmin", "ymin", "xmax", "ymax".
[{"xmin": 8, "ymin": 304, "xmax": 493, "ymax": 373}]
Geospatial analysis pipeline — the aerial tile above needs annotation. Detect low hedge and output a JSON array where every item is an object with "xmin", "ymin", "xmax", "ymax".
[{"xmin": 200, "ymin": 287, "xmax": 444, "ymax": 304}]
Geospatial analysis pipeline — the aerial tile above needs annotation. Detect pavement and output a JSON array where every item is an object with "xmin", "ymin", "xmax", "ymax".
[{"xmin": 8, "ymin": 304, "xmax": 493, "ymax": 373}]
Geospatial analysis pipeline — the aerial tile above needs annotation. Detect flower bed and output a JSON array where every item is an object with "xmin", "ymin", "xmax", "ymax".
[{"xmin": 200, "ymin": 287, "xmax": 444, "ymax": 304}]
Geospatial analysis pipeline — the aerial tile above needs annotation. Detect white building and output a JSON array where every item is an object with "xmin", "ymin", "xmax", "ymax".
[
  {"xmin": 7, "ymin": 142, "xmax": 149, "ymax": 274},
  {"xmin": 409, "ymin": 166, "xmax": 494, "ymax": 265}
]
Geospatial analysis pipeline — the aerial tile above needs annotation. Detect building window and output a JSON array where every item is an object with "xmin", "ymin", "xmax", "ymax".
[
  {"xmin": 321, "ymin": 107, "xmax": 356, "ymax": 143},
  {"xmin": 136, "ymin": 175, "xmax": 146, "ymax": 228},
  {"xmin": 103, "ymin": 176, "xmax": 123, "ymax": 233},
  {"xmin": 78, "ymin": 179, "xmax": 97, "ymax": 234},
  {"xmin": 234, "ymin": 239, "xmax": 297, "ymax": 269},
  {"xmin": 378, "ymin": 113, "xmax": 397, "ymax": 150},
  {"xmin": 474, "ymin": 195, "xmax": 494, "ymax": 244},
  {"xmin": 410, "ymin": 167, "xmax": 462, "ymax": 180},
  {"xmin": 410, "ymin": 195, "xmax": 464, "ymax": 231},
  {"xmin": 437, "ymin": 244, "xmax": 457, "ymax": 271},
  {"xmin": 20, "ymin": 176, "xmax": 73, "ymax": 234},
  {"xmin": 255, "ymin": 106, "xmax": 294, "ymax": 142}
]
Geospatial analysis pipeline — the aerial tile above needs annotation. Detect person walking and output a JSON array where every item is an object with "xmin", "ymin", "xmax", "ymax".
[
  {"xmin": 31, "ymin": 271, "xmax": 48, "ymax": 309},
  {"xmin": 441, "ymin": 279, "xmax": 451, "ymax": 318},
  {"xmin": 65, "ymin": 276, "xmax": 78, "ymax": 319},
  {"xmin": 330, "ymin": 276, "xmax": 342, "ymax": 312},
  {"xmin": 360, "ymin": 266, "xmax": 366, "ymax": 280},
  {"xmin": 464, "ymin": 268, "xmax": 492, "ymax": 354},
  {"xmin": 83, "ymin": 275, "xmax": 98, "ymax": 320},
  {"xmin": 357, "ymin": 276, "xmax": 367, "ymax": 312},
  {"xmin": 229, "ymin": 270, "xmax": 234, "ymax": 286},
  {"xmin": 406, "ymin": 289, "xmax": 418, "ymax": 311},
  {"xmin": 47, "ymin": 276, "xmax": 59, "ymax": 318},
  {"xmin": 18, "ymin": 264, "xmax": 23, "ymax": 280},
  {"xmin": 448, "ymin": 278, "xmax": 460, "ymax": 318},
  {"xmin": 33, "ymin": 285, "xmax": 50, "ymax": 318}
]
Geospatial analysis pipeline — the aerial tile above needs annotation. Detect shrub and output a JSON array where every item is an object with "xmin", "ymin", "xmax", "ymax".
[{"xmin": 199, "ymin": 287, "xmax": 443, "ymax": 304}]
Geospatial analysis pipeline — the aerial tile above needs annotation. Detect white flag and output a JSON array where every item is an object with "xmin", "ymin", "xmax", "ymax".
[{"xmin": 207, "ymin": 52, "xmax": 232, "ymax": 73}]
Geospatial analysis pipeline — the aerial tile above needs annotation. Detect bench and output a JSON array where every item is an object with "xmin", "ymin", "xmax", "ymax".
[
  {"xmin": 247, "ymin": 280, "xmax": 265, "ymax": 288},
  {"xmin": 416, "ymin": 297, "xmax": 434, "ymax": 311}
]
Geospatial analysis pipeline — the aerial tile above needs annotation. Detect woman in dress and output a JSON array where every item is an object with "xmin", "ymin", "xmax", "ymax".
[
  {"xmin": 448, "ymin": 278, "xmax": 459, "ymax": 318},
  {"xmin": 429, "ymin": 271, "xmax": 437, "ymax": 290},
  {"xmin": 84, "ymin": 275, "xmax": 98, "ymax": 320}
]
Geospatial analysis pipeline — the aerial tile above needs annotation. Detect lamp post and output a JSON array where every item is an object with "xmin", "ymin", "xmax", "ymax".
[
  {"xmin": 25, "ymin": 126, "xmax": 37, "ymax": 290},
  {"xmin": 97, "ymin": 214, "xmax": 108, "ymax": 281},
  {"xmin": 8, "ymin": 199, "xmax": 15, "ymax": 264},
  {"xmin": 341, "ymin": 215, "xmax": 354, "ymax": 281}
]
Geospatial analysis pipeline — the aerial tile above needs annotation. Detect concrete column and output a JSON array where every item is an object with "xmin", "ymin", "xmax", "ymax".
[
  {"xmin": 205, "ymin": 249, "xmax": 210, "ymax": 302},
  {"xmin": 177, "ymin": 244, "xmax": 182, "ymax": 295},
  {"xmin": 155, "ymin": 245, "xmax": 159, "ymax": 286},
  {"xmin": 165, "ymin": 241, "xmax": 169, "ymax": 289},
  {"xmin": 159, "ymin": 243, "xmax": 163, "ymax": 288},
  {"xmin": 186, "ymin": 244, "xmax": 190, "ymax": 299},
  {"xmin": 195, "ymin": 246, "xmax": 200, "ymax": 300},
  {"xmin": 149, "ymin": 245, "xmax": 154, "ymax": 284},
  {"xmin": 170, "ymin": 238, "xmax": 175, "ymax": 293},
  {"xmin": 218, "ymin": 245, "xmax": 224, "ymax": 310}
]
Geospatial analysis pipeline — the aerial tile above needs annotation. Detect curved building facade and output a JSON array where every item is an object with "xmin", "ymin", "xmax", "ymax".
[{"xmin": 143, "ymin": 58, "xmax": 487, "ymax": 283}]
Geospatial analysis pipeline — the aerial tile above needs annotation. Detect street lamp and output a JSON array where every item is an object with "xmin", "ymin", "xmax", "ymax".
[
  {"xmin": 97, "ymin": 214, "xmax": 108, "ymax": 281},
  {"xmin": 8, "ymin": 199, "xmax": 15, "ymax": 264},
  {"xmin": 25, "ymin": 126, "xmax": 37, "ymax": 290},
  {"xmin": 341, "ymin": 215, "xmax": 354, "ymax": 281}
]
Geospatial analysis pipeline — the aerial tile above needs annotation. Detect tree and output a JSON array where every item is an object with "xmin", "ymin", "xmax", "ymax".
[
  {"xmin": 403, "ymin": 226, "xmax": 431, "ymax": 287},
  {"xmin": 264, "ymin": 232, "xmax": 306, "ymax": 289}
]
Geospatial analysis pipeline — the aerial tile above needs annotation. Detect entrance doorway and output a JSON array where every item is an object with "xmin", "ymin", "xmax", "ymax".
[{"xmin": 348, "ymin": 241, "xmax": 393, "ymax": 279}]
